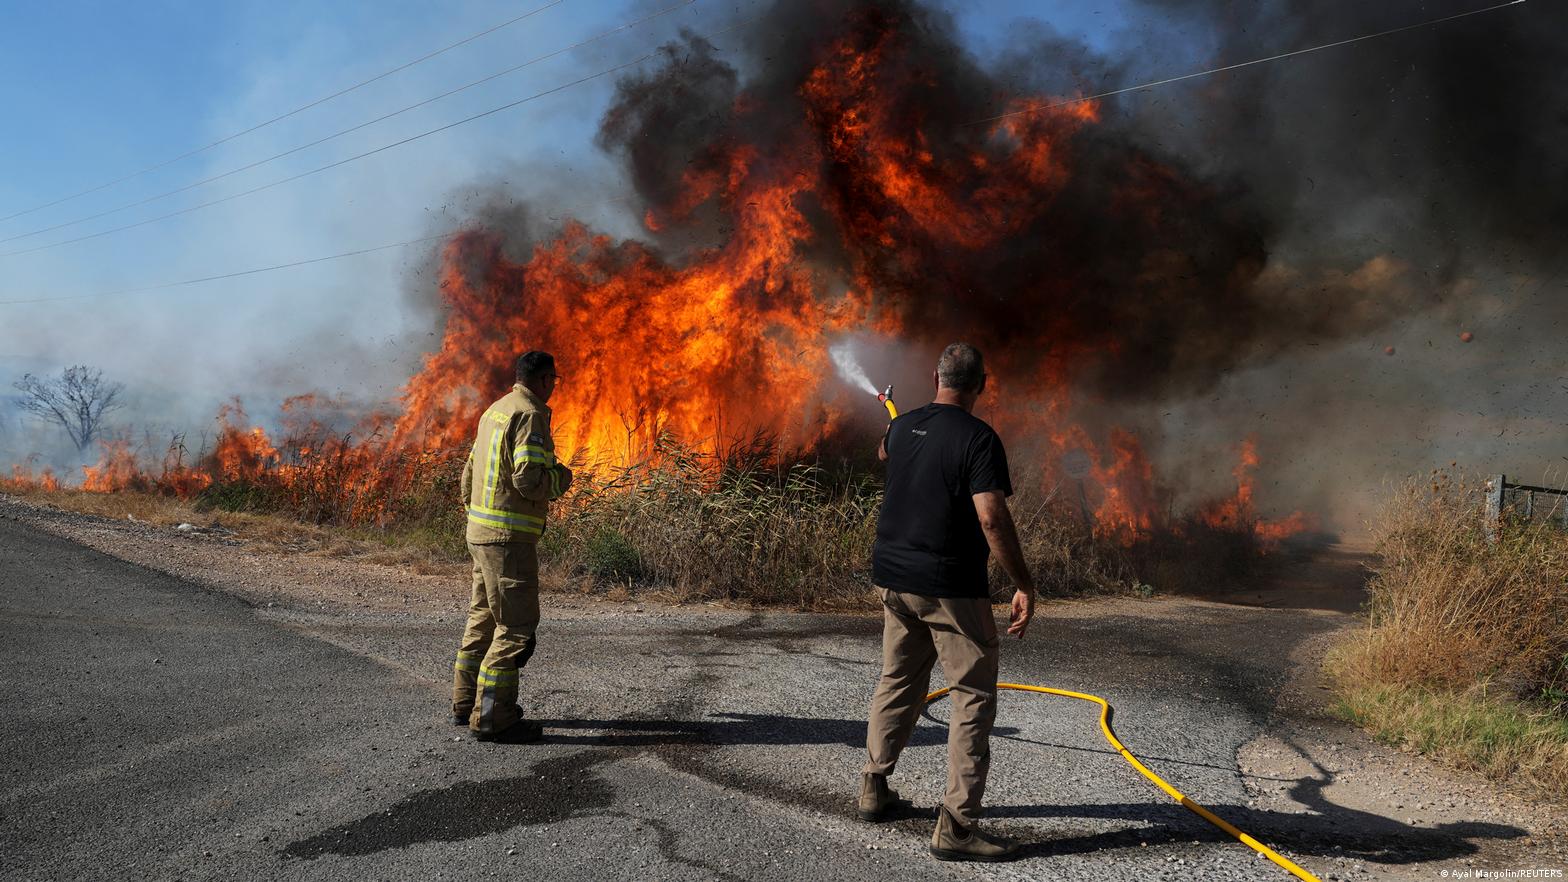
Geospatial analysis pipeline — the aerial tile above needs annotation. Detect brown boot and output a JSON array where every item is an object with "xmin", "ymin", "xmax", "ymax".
[
  {"xmin": 856, "ymin": 772, "xmax": 911, "ymax": 822},
  {"xmin": 930, "ymin": 805, "xmax": 1017, "ymax": 862}
]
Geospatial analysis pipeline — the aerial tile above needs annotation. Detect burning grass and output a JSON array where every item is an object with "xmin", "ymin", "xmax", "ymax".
[
  {"xmin": 4, "ymin": 431, "xmax": 1286, "ymax": 609},
  {"xmin": 1327, "ymin": 471, "xmax": 1568, "ymax": 800}
]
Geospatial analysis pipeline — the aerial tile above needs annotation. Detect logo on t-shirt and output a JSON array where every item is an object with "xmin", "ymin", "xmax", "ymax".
[{"xmin": 910, "ymin": 429, "xmax": 927, "ymax": 436}]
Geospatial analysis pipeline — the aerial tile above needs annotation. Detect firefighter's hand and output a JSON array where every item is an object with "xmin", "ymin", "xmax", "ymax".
[
  {"xmin": 1007, "ymin": 589, "xmax": 1035, "ymax": 639},
  {"xmin": 550, "ymin": 463, "xmax": 574, "ymax": 500}
]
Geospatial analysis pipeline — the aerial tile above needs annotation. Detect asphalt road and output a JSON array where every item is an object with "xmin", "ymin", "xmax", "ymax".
[{"xmin": 0, "ymin": 516, "xmax": 1550, "ymax": 881}]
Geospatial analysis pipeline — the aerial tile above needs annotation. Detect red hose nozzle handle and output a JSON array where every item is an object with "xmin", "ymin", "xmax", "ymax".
[{"xmin": 877, "ymin": 385, "xmax": 898, "ymax": 419}]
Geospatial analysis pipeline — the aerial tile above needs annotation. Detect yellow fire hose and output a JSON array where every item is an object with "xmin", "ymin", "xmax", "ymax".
[
  {"xmin": 923, "ymin": 684, "xmax": 1321, "ymax": 880},
  {"xmin": 875, "ymin": 388, "xmax": 1317, "ymax": 879}
]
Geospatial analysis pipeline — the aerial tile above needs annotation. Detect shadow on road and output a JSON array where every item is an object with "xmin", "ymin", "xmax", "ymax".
[
  {"xmin": 281, "ymin": 727, "xmax": 1525, "ymax": 868},
  {"xmin": 1000, "ymin": 800, "xmax": 1523, "ymax": 865},
  {"xmin": 282, "ymin": 749, "xmax": 618, "ymax": 859},
  {"xmin": 543, "ymin": 716, "xmax": 1526, "ymax": 867},
  {"xmin": 999, "ymin": 732, "xmax": 1526, "ymax": 866},
  {"xmin": 539, "ymin": 712, "xmax": 960, "ymax": 748},
  {"xmin": 282, "ymin": 747, "xmax": 751, "ymax": 879}
]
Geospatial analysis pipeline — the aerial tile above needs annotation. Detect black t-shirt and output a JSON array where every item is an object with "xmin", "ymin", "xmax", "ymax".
[{"xmin": 872, "ymin": 403, "xmax": 1013, "ymax": 598}]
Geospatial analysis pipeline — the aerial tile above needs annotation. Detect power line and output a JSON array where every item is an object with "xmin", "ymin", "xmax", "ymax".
[
  {"xmin": 0, "ymin": 1, "xmax": 696, "ymax": 248},
  {"xmin": 965, "ymin": 0, "xmax": 1528, "ymax": 127},
  {"xmin": 2, "ymin": 1, "xmax": 1527, "ymax": 301},
  {"xmin": 0, "ymin": 233, "xmax": 457, "ymax": 306},
  {"xmin": 10, "ymin": 0, "xmax": 1513, "ymax": 253},
  {"xmin": 0, "ymin": 17, "xmax": 763, "ymax": 307},
  {"xmin": 0, "ymin": 0, "xmax": 567, "ymax": 225},
  {"xmin": 0, "ymin": 2, "xmax": 1526, "ymax": 276},
  {"xmin": 0, "ymin": 188, "xmax": 646, "ymax": 307},
  {"xmin": 0, "ymin": 50, "xmax": 661, "ymax": 259}
]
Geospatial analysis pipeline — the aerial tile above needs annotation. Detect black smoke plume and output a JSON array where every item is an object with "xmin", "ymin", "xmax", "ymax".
[{"xmin": 589, "ymin": 0, "xmax": 1560, "ymax": 402}]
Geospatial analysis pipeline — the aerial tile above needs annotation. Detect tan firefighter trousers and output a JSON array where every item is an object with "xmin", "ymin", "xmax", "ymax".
[
  {"xmin": 451, "ymin": 540, "xmax": 541, "ymax": 735},
  {"xmin": 864, "ymin": 586, "xmax": 1000, "ymax": 825}
]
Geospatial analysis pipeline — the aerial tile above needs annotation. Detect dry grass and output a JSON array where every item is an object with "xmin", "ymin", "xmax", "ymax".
[
  {"xmin": 1327, "ymin": 471, "xmax": 1568, "ymax": 800},
  {"xmin": 1332, "ymin": 472, "xmax": 1568, "ymax": 700},
  {"xmin": 7, "ymin": 437, "xmax": 1278, "ymax": 609},
  {"xmin": 3, "ymin": 487, "xmax": 465, "ymax": 575},
  {"xmin": 541, "ymin": 448, "xmax": 883, "ymax": 609}
]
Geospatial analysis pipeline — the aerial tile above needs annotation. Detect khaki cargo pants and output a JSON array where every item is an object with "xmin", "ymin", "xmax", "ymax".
[
  {"xmin": 864, "ymin": 586, "xmax": 1000, "ymax": 825},
  {"xmin": 451, "ymin": 540, "xmax": 541, "ymax": 735}
]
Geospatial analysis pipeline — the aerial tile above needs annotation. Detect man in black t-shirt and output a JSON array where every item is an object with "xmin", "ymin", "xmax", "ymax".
[{"xmin": 857, "ymin": 343, "xmax": 1036, "ymax": 863}]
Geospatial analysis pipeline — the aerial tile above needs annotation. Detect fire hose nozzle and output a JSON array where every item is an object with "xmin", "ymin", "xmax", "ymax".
[{"xmin": 877, "ymin": 385, "xmax": 898, "ymax": 420}]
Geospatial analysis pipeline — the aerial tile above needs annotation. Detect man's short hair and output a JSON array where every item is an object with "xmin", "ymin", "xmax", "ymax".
[
  {"xmin": 936, "ymin": 343, "xmax": 985, "ymax": 393},
  {"xmin": 515, "ymin": 350, "xmax": 556, "ymax": 384}
]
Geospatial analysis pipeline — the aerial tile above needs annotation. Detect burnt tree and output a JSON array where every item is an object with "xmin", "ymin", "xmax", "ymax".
[{"xmin": 13, "ymin": 366, "xmax": 124, "ymax": 453}]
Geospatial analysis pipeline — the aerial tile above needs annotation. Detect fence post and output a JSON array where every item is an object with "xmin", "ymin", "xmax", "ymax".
[{"xmin": 1485, "ymin": 474, "xmax": 1505, "ymax": 542}]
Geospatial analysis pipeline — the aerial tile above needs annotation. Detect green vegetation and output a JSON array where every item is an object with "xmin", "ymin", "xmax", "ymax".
[{"xmin": 1333, "ymin": 683, "xmax": 1568, "ymax": 798}]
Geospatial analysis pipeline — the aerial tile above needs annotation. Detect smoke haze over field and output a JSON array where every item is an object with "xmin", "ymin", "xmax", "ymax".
[
  {"xmin": 1103, "ymin": 0, "xmax": 1568, "ymax": 523},
  {"xmin": 4, "ymin": 0, "xmax": 1565, "ymax": 532}
]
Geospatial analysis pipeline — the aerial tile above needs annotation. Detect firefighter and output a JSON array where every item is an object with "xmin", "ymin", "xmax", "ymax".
[{"xmin": 450, "ymin": 351, "xmax": 573, "ymax": 743}]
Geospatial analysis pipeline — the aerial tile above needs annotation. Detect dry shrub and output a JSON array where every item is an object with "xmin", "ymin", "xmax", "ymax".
[
  {"xmin": 195, "ymin": 437, "xmax": 467, "ymax": 530},
  {"xmin": 541, "ymin": 438, "xmax": 882, "ymax": 609},
  {"xmin": 1008, "ymin": 491, "xmax": 1129, "ymax": 596},
  {"xmin": 1333, "ymin": 472, "xmax": 1568, "ymax": 704}
]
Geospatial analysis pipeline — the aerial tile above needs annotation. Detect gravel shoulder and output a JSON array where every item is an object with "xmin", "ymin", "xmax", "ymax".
[{"xmin": 3, "ymin": 494, "xmax": 1565, "ymax": 882}]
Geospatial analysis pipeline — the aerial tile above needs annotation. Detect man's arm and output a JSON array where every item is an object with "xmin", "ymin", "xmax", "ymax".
[
  {"xmin": 973, "ymin": 489, "xmax": 1036, "ymax": 638},
  {"xmin": 460, "ymin": 452, "xmax": 473, "ymax": 509},
  {"xmin": 510, "ymin": 412, "xmax": 572, "ymax": 501}
]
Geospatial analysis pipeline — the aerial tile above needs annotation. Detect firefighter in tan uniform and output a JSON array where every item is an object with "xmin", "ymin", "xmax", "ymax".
[{"xmin": 450, "ymin": 351, "xmax": 573, "ymax": 743}]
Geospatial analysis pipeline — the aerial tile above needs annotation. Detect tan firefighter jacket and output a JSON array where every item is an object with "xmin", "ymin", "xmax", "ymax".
[{"xmin": 461, "ymin": 383, "xmax": 573, "ymax": 544}]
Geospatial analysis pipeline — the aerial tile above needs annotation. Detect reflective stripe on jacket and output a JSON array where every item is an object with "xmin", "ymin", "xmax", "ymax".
[{"xmin": 460, "ymin": 384, "xmax": 573, "ymax": 544}]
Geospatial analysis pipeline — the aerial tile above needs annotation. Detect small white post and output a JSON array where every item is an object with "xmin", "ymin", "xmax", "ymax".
[{"xmin": 1485, "ymin": 474, "xmax": 1505, "ymax": 542}]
